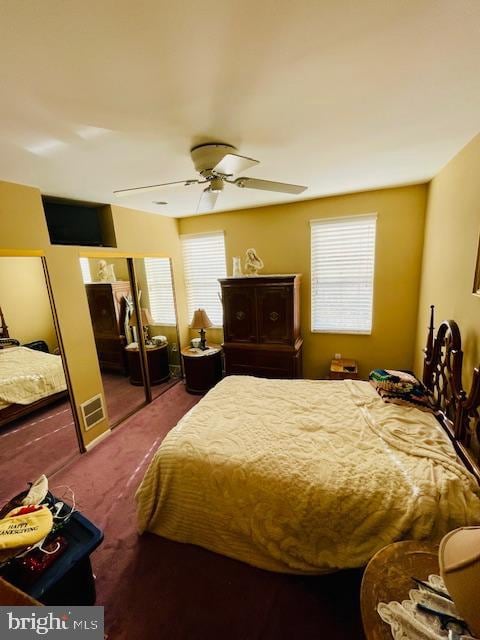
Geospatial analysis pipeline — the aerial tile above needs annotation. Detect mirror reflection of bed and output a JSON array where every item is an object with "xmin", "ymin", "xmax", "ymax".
[
  {"xmin": 0, "ymin": 256, "xmax": 80, "ymax": 503},
  {"xmin": 81, "ymin": 256, "xmax": 180, "ymax": 427}
]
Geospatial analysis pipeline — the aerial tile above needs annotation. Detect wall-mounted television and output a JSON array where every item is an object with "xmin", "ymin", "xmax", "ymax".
[{"xmin": 43, "ymin": 199, "xmax": 116, "ymax": 247}]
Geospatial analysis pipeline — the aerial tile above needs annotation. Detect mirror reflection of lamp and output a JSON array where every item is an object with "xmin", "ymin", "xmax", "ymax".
[
  {"xmin": 129, "ymin": 308, "xmax": 154, "ymax": 344},
  {"xmin": 190, "ymin": 308, "xmax": 213, "ymax": 351}
]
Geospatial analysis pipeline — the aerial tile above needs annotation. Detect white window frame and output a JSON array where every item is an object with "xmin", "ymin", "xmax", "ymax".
[
  {"xmin": 310, "ymin": 213, "xmax": 377, "ymax": 335},
  {"xmin": 181, "ymin": 231, "xmax": 227, "ymax": 328},
  {"xmin": 144, "ymin": 257, "xmax": 177, "ymax": 326},
  {"xmin": 79, "ymin": 257, "xmax": 92, "ymax": 284}
]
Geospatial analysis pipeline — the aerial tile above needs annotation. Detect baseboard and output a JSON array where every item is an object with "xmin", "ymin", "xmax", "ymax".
[{"xmin": 85, "ymin": 429, "xmax": 111, "ymax": 452}]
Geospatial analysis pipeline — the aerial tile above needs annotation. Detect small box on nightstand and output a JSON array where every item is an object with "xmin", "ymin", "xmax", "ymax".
[{"xmin": 329, "ymin": 358, "xmax": 358, "ymax": 380}]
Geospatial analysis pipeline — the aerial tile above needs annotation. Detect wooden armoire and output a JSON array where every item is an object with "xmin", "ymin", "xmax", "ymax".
[
  {"xmin": 219, "ymin": 274, "xmax": 303, "ymax": 379},
  {"xmin": 85, "ymin": 282, "xmax": 131, "ymax": 374}
]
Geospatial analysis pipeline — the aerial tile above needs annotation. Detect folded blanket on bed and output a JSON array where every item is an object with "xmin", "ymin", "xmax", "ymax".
[
  {"xmin": 369, "ymin": 368, "xmax": 418, "ymax": 390},
  {"xmin": 369, "ymin": 369, "xmax": 432, "ymax": 411}
]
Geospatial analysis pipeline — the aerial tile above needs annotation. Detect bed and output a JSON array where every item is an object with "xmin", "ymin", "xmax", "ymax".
[
  {"xmin": 0, "ymin": 307, "xmax": 67, "ymax": 429},
  {"xmin": 135, "ymin": 307, "xmax": 480, "ymax": 573}
]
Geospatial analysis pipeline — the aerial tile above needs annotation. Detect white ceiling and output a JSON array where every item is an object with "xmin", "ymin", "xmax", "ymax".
[{"xmin": 0, "ymin": 0, "xmax": 479, "ymax": 218}]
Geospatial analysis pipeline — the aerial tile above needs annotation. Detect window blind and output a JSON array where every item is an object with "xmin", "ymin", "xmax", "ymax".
[
  {"xmin": 311, "ymin": 214, "xmax": 377, "ymax": 334},
  {"xmin": 181, "ymin": 231, "xmax": 227, "ymax": 327},
  {"xmin": 79, "ymin": 257, "xmax": 92, "ymax": 284},
  {"xmin": 144, "ymin": 257, "xmax": 177, "ymax": 325}
]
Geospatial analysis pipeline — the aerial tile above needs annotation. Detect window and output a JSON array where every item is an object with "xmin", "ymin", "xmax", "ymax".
[
  {"xmin": 79, "ymin": 257, "xmax": 92, "ymax": 284},
  {"xmin": 144, "ymin": 258, "xmax": 177, "ymax": 325},
  {"xmin": 311, "ymin": 214, "xmax": 377, "ymax": 334},
  {"xmin": 181, "ymin": 231, "xmax": 227, "ymax": 327}
]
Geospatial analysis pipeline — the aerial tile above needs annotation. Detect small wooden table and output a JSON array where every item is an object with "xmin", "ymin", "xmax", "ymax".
[
  {"xmin": 329, "ymin": 358, "xmax": 359, "ymax": 380},
  {"xmin": 181, "ymin": 344, "xmax": 223, "ymax": 394},
  {"xmin": 360, "ymin": 540, "xmax": 439, "ymax": 640},
  {"xmin": 125, "ymin": 343, "xmax": 170, "ymax": 385}
]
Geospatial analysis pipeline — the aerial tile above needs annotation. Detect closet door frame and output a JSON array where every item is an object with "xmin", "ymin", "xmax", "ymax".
[
  {"xmin": 130, "ymin": 255, "xmax": 184, "ymax": 384},
  {"xmin": 127, "ymin": 258, "xmax": 151, "ymax": 402}
]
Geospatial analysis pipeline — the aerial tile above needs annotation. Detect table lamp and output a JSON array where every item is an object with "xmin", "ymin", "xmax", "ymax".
[
  {"xmin": 129, "ymin": 307, "xmax": 154, "ymax": 344},
  {"xmin": 439, "ymin": 526, "xmax": 480, "ymax": 637},
  {"xmin": 190, "ymin": 308, "xmax": 213, "ymax": 351}
]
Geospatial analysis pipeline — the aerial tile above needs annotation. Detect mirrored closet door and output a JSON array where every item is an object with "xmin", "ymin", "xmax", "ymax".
[
  {"xmin": 0, "ymin": 256, "xmax": 81, "ymax": 503},
  {"xmin": 132, "ymin": 257, "xmax": 182, "ymax": 400},
  {"xmin": 80, "ymin": 256, "xmax": 147, "ymax": 427}
]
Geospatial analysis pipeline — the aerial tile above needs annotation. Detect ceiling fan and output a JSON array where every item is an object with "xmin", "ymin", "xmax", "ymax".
[{"xmin": 113, "ymin": 143, "xmax": 308, "ymax": 213}]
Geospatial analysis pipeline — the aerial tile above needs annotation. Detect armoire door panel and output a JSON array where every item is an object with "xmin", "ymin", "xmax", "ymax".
[
  {"xmin": 256, "ymin": 286, "xmax": 292, "ymax": 344},
  {"xmin": 223, "ymin": 287, "xmax": 257, "ymax": 343},
  {"xmin": 86, "ymin": 287, "xmax": 117, "ymax": 335}
]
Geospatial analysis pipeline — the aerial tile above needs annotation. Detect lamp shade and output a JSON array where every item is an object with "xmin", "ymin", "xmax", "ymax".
[
  {"xmin": 191, "ymin": 308, "xmax": 213, "ymax": 329},
  {"xmin": 129, "ymin": 307, "xmax": 153, "ymax": 327},
  {"xmin": 439, "ymin": 526, "xmax": 480, "ymax": 636}
]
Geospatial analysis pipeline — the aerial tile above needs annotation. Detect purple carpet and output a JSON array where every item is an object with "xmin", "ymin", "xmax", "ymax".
[
  {"xmin": 0, "ymin": 398, "xmax": 79, "ymax": 503},
  {"xmin": 101, "ymin": 371, "xmax": 178, "ymax": 426},
  {"xmin": 49, "ymin": 383, "xmax": 365, "ymax": 640},
  {"xmin": 0, "ymin": 373, "xmax": 178, "ymax": 503}
]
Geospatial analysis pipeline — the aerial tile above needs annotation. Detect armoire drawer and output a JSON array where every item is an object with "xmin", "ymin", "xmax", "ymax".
[{"xmin": 223, "ymin": 345, "xmax": 301, "ymax": 379}]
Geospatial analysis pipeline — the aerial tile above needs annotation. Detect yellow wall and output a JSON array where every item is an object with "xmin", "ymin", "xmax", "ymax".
[
  {"xmin": 0, "ymin": 256, "xmax": 58, "ymax": 352},
  {"xmin": 414, "ymin": 133, "xmax": 480, "ymax": 388},
  {"xmin": 0, "ymin": 182, "xmax": 188, "ymax": 447},
  {"xmin": 179, "ymin": 185, "xmax": 428, "ymax": 379}
]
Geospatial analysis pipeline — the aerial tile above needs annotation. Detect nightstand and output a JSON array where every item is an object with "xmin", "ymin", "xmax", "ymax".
[
  {"xmin": 181, "ymin": 344, "xmax": 223, "ymax": 394},
  {"xmin": 329, "ymin": 358, "xmax": 358, "ymax": 380},
  {"xmin": 125, "ymin": 343, "xmax": 170, "ymax": 385}
]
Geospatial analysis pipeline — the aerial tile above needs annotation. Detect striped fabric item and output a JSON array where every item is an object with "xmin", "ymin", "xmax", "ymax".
[{"xmin": 369, "ymin": 369, "xmax": 432, "ymax": 411}]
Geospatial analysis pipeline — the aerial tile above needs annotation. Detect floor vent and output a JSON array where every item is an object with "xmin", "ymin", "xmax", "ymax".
[{"xmin": 79, "ymin": 394, "xmax": 105, "ymax": 431}]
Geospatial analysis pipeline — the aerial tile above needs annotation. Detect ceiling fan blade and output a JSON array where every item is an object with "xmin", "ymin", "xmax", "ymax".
[
  {"xmin": 113, "ymin": 179, "xmax": 199, "ymax": 197},
  {"xmin": 233, "ymin": 177, "xmax": 307, "ymax": 195},
  {"xmin": 197, "ymin": 188, "xmax": 219, "ymax": 213},
  {"xmin": 213, "ymin": 153, "xmax": 259, "ymax": 176}
]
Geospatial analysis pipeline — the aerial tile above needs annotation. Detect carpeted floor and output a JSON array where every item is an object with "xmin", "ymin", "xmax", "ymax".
[
  {"xmin": 101, "ymin": 370, "xmax": 179, "ymax": 426},
  {"xmin": 49, "ymin": 383, "xmax": 366, "ymax": 640},
  {"xmin": 0, "ymin": 397, "xmax": 79, "ymax": 503},
  {"xmin": 0, "ymin": 373, "xmax": 178, "ymax": 503}
]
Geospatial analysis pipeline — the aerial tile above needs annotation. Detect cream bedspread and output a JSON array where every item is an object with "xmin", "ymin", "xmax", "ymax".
[
  {"xmin": 0, "ymin": 347, "xmax": 67, "ymax": 410},
  {"xmin": 135, "ymin": 376, "xmax": 480, "ymax": 573}
]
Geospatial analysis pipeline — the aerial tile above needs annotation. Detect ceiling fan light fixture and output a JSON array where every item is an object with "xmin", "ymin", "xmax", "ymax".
[{"xmin": 209, "ymin": 177, "xmax": 224, "ymax": 193}]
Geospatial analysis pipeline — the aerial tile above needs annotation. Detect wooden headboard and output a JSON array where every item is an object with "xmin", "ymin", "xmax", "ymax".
[
  {"xmin": 423, "ymin": 305, "xmax": 480, "ymax": 483},
  {"xmin": 0, "ymin": 307, "xmax": 9, "ymax": 339}
]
